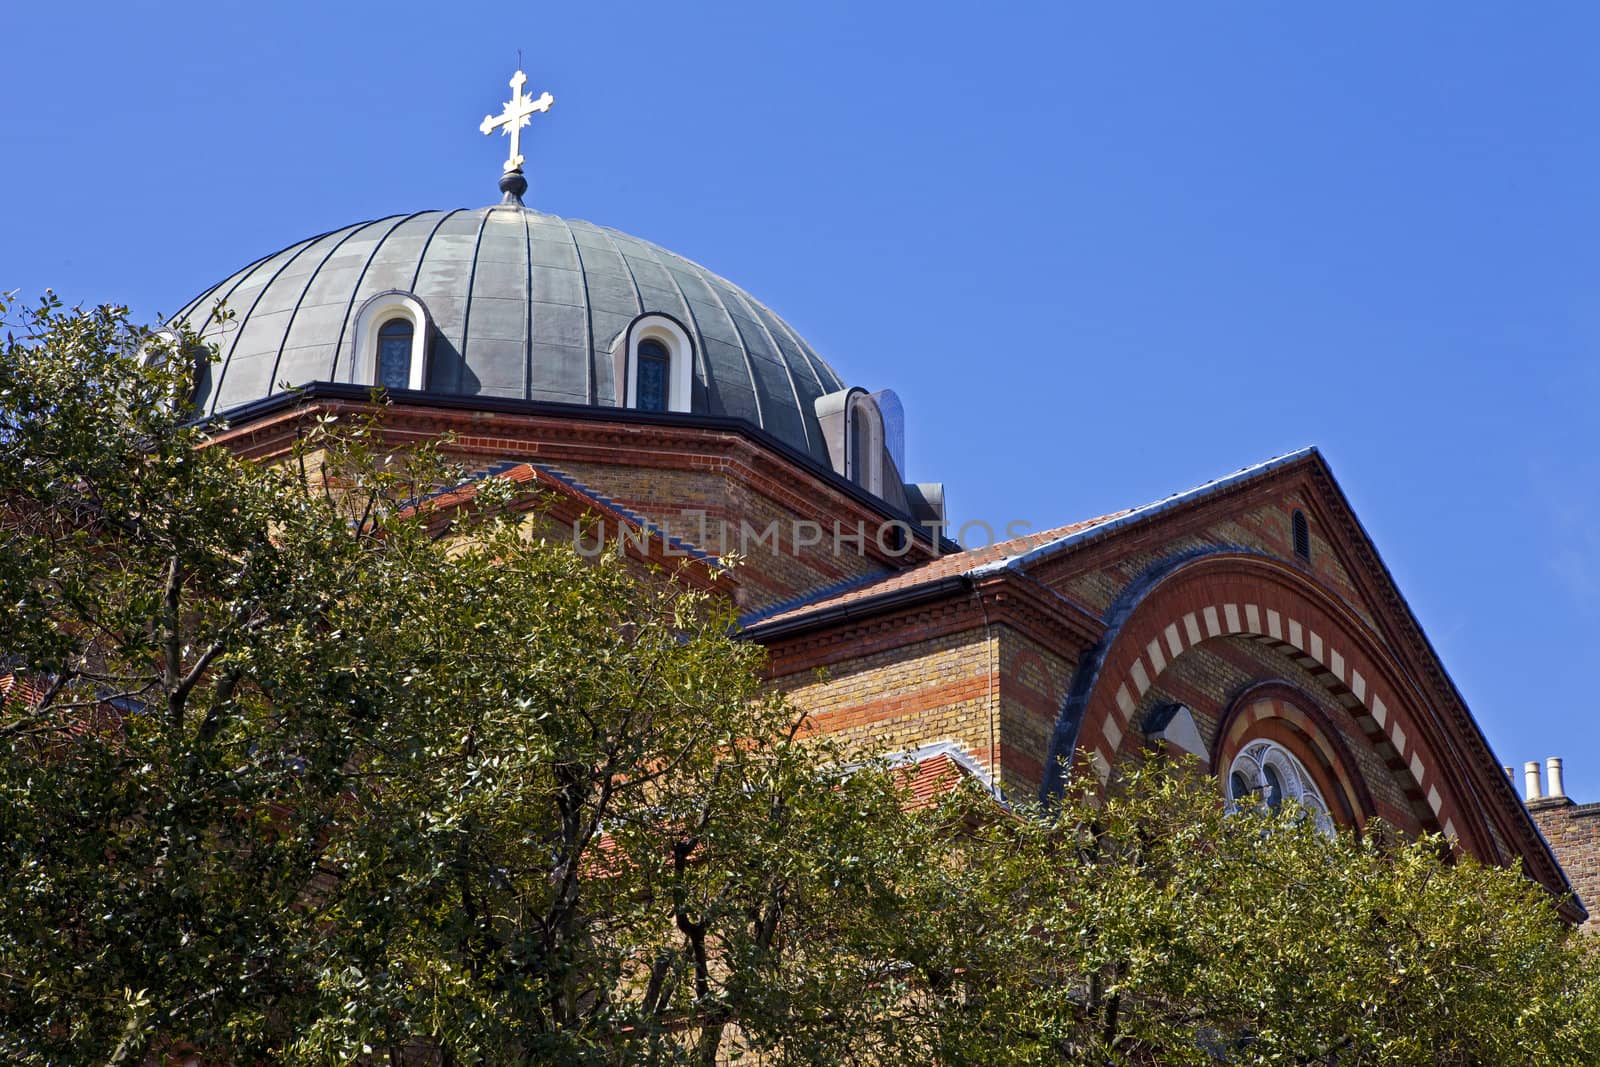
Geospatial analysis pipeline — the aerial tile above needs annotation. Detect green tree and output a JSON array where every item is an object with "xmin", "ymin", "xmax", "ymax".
[
  {"xmin": 2, "ymin": 295, "xmax": 1598, "ymax": 1065},
  {"xmin": 0, "ymin": 295, "xmax": 919, "ymax": 1064},
  {"xmin": 884, "ymin": 761, "xmax": 1600, "ymax": 1065}
]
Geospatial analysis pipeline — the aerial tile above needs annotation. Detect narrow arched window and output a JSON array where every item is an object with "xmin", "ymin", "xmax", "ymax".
[
  {"xmin": 1292, "ymin": 509, "xmax": 1311, "ymax": 561},
  {"xmin": 849, "ymin": 402, "xmax": 871, "ymax": 485},
  {"xmin": 636, "ymin": 338, "xmax": 671, "ymax": 412},
  {"xmin": 377, "ymin": 318, "xmax": 414, "ymax": 391},
  {"xmin": 1262, "ymin": 764, "xmax": 1285, "ymax": 811},
  {"xmin": 1229, "ymin": 770, "xmax": 1251, "ymax": 800}
]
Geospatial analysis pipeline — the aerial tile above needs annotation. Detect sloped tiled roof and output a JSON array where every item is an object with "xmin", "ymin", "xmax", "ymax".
[
  {"xmin": 0, "ymin": 672, "xmax": 43, "ymax": 711},
  {"xmin": 898, "ymin": 752, "xmax": 968, "ymax": 810},
  {"xmin": 889, "ymin": 741, "xmax": 996, "ymax": 808},
  {"xmin": 411, "ymin": 460, "xmax": 726, "ymax": 587},
  {"xmin": 740, "ymin": 513, "xmax": 1128, "ymax": 629},
  {"xmin": 739, "ymin": 447, "xmax": 1320, "ymax": 633}
]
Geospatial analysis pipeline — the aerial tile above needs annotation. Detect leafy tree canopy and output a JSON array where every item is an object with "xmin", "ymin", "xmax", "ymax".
[{"xmin": 2, "ymin": 295, "xmax": 1598, "ymax": 1065}]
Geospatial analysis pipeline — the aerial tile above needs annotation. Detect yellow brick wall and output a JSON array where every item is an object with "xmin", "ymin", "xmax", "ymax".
[
  {"xmin": 773, "ymin": 629, "xmax": 998, "ymax": 774},
  {"xmin": 997, "ymin": 628, "xmax": 1078, "ymax": 800}
]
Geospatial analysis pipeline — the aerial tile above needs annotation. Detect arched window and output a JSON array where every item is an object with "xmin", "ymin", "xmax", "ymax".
[
  {"xmin": 845, "ymin": 392, "xmax": 884, "ymax": 495},
  {"xmin": 377, "ymin": 318, "xmax": 414, "ymax": 391},
  {"xmin": 1227, "ymin": 739, "xmax": 1333, "ymax": 833},
  {"xmin": 636, "ymin": 338, "xmax": 671, "ymax": 413},
  {"xmin": 815, "ymin": 388, "xmax": 897, "ymax": 499},
  {"xmin": 352, "ymin": 291, "xmax": 430, "ymax": 392},
  {"xmin": 138, "ymin": 329, "xmax": 204, "ymax": 409},
  {"xmin": 613, "ymin": 315, "xmax": 694, "ymax": 413}
]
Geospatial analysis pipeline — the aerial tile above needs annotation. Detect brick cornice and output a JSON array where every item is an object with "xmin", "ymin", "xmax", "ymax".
[
  {"xmin": 752, "ymin": 566, "xmax": 1103, "ymax": 679},
  {"xmin": 970, "ymin": 571, "xmax": 1105, "ymax": 651},
  {"xmin": 202, "ymin": 390, "xmax": 949, "ymax": 569},
  {"xmin": 759, "ymin": 597, "xmax": 984, "ymax": 677}
]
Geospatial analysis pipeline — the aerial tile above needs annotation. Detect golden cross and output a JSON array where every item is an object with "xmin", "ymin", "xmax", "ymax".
[{"xmin": 480, "ymin": 69, "xmax": 554, "ymax": 174}]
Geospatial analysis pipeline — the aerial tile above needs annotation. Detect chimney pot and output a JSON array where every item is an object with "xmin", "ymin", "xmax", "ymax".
[
  {"xmin": 1547, "ymin": 757, "xmax": 1566, "ymax": 799},
  {"xmin": 1525, "ymin": 760, "xmax": 1543, "ymax": 802}
]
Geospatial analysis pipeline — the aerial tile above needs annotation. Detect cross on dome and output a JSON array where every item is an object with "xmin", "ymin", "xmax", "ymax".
[{"xmin": 480, "ymin": 68, "xmax": 553, "ymax": 202}]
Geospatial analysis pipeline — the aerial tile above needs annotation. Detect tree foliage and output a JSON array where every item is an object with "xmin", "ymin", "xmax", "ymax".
[
  {"xmin": 886, "ymin": 763, "xmax": 1600, "ymax": 1065},
  {"xmin": 2, "ymin": 295, "xmax": 1598, "ymax": 1065}
]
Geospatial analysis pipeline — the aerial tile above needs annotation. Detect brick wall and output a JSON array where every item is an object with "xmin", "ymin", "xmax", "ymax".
[
  {"xmin": 997, "ymin": 628, "xmax": 1077, "ymax": 799},
  {"xmin": 1529, "ymin": 799, "xmax": 1600, "ymax": 932},
  {"xmin": 552, "ymin": 457, "xmax": 894, "ymax": 611},
  {"xmin": 772, "ymin": 628, "xmax": 999, "ymax": 780},
  {"xmin": 212, "ymin": 400, "xmax": 929, "ymax": 615}
]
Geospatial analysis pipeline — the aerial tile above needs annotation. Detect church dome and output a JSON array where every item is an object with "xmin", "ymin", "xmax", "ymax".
[{"xmin": 171, "ymin": 204, "xmax": 848, "ymax": 463}]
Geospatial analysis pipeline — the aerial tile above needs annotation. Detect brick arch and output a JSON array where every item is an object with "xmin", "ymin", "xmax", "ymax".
[
  {"xmin": 1042, "ymin": 550, "xmax": 1484, "ymax": 855},
  {"xmin": 1213, "ymin": 681, "xmax": 1380, "ymax": 834}
]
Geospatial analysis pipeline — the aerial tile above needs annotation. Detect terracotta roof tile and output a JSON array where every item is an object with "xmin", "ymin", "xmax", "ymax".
[
  {"xmin": 743, "ymin": 511, "xmax": 1131, "ymax": 628},
  {"xmin": 0, "ymin": 672, "xmax": 44, "ymax": 711},
  {"xmin": 898, "ymin": 753, "xmax": 968, "ymax": 810}
]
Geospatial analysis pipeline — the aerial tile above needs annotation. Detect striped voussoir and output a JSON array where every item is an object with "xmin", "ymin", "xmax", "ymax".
[
  {"xmin": 1093, "ymin": 598, "xmax": 1456, "ymax": 841},
  {"xmin": 1219, "ymin": 695, "xmax": 1364, "ymax": 827}
]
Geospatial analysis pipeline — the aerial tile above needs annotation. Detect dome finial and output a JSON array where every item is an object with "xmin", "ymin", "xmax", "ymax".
[{"xmin": 479, "ymin": 67, "xmax": 554, "ymax": 205}]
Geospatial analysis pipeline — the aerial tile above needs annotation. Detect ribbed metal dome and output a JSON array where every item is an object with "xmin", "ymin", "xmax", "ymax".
[{"xmin": 170, "ymin": 205, "xmax": 847, "ymax": 461}]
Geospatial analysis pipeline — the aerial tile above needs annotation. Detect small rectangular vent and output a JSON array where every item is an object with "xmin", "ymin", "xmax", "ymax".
[{"xmin": 1292, "ymin": 509, "xmax": 1311, "ymax": 561}]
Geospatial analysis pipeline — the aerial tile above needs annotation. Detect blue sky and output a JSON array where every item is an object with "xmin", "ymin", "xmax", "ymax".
[{"xmin": 5, "ymin": 2, "xmax": 1598, "ymax": 797}]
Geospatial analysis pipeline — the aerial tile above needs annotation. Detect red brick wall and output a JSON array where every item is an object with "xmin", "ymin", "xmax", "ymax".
[
  {"xmin": 1529, "ymin": 799, "xmax": 1600, "ymax": 932},
  {"xmin": 552, "ymin": 457, "xmax": 895, "ymax": 611},
  {"xmin": 210, "ymin": 399, "xmax": 933, "ymax": 615},
  {"xmin": 1150, "ymin": 637, "xmax": 1420, "ymax": 828}
]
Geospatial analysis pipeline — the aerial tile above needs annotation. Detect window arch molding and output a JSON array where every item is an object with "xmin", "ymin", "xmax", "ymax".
[
  {"xmin": 351, "ymin": 290, "xmax": 431, "ymax": 392},
  {"xmin": 813, "ymin": 386, "xmax": 889, "ymax": 497},
  {"xmin": 1213, "ymin": 681, "xmax": 1374, "ymax": 833},
  {"xmin": 846, "ymin": 389, "xmax": 885, "ymax": 496},
  {"xmin": 612, "ymin": 313, "xmax": 694, "ymax": 413}
]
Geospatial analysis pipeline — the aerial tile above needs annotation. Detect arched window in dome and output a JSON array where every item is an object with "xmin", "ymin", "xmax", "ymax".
[
  {"xmin": 137, "ymin": 329, "xmax": 205, "ymax": 410},
  {"xmin": 377, "ymin": 318, "xmax": 414, "ymax": 391},
  {"xmin": 614, "ymin": 315, "xmax": 693, "ymax": 414},
  {"xmin": 636, "ymin": 338, "xmax": 671, "ymax": 413},
  {"xmin": 1227, "ymin": 739, "xmax": 1333, "ymax": 834},
  {"xmin": 352, "ymin": 291, "xmax": 430, "ymax": 392},
  {"xmin": 849, "ymin": 404, "xmax": 870, "ymax": 483}
]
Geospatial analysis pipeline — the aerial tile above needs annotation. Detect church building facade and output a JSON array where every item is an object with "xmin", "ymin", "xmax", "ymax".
[{"xmin": 170, "ymin": 70, "xmax": 1582, "ymax": 924}]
